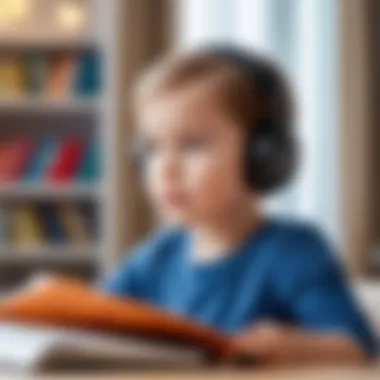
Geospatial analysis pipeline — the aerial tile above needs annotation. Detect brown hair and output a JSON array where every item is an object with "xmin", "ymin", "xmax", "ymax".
[{"xmin": 132, "ymin": 49, "xmax": 294, "ymax": 131}]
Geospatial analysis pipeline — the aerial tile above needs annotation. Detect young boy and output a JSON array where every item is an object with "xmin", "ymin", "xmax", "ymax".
[{"xmin": 101, "ymin": 47, "xmax": 378, "ymax": 365}]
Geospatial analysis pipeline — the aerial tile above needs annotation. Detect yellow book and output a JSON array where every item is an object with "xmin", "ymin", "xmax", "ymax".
[
  {"xmin": 0, "ymin": 57, "xmax": 26, "ymax": 96},
  {"xmin": 11, "ymin": 205, "xmax": 45, "ymax": 249},
  {"xmin": 58, "ymin": 203, "xmax": 89, "ymax": 246}
]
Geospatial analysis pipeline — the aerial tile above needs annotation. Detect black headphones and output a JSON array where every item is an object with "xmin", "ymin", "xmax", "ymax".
[{"xmin": 133, "ymin": 46, "xmax": 297, "ymax": 195}]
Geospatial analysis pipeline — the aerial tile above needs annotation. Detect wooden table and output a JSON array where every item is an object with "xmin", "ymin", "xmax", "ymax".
[{"xmin": 0, "ymin": 366, "xmax": 379, "ymax": 380}]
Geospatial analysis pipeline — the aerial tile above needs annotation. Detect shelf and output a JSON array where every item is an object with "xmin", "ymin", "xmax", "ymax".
[
  {"xmin": 0, "ymin": 245, "xmax": 97, "ymax": 264},
  {"xmin": 0, "ymin": 97, "xmax": 99, "ymax": 113},
  {"xmin": 0, "ymin": 36, "xmax": 97, "ymax": 50},
  {"xmin": 0, "ymin": 184, "xmax": 100, "ymax": 200}
]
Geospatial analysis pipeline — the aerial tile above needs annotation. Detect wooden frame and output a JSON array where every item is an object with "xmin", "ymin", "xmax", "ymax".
[{"xmin": 339, "ymin": 0, "xmax": 376, "ymax": 277}]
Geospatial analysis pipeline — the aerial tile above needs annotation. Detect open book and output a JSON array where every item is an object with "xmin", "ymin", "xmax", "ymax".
[{"xmin": 0, "ymin": 277, "xmax": 236, "ymax": 372}]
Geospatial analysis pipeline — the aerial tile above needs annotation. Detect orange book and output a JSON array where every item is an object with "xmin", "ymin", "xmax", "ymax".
[
  {"xmin": 0, "ymin": 277, "xmax": 238, "ymax": 371},
  {"xmin": 46, "ymin": 54, "xmax": 76, "ymax": 98}
]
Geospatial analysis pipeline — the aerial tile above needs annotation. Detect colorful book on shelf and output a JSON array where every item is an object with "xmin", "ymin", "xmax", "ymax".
[
  {"xmin": 0, "ymin": 140, "xmax": 21, "ymax": 183},
  {"xmin": 11, "ymin": 205, "xmax": 45, "ymax": 249},
  {"xmin": 25, "ymin": 53, "xmax": 47, "ymax": 95},
  {"xmin": 0, "ymin": 57, "xmax": 26, "ymax": 96},
  {"xmin": 46, "ymin": 54, "xmax": 77, "ymax": 98},
  {"xmin": 58, "ymin": 203, "xmax": 89, "ymax": 246},
  {"xmin": 0, "ymin": 141, "xmax": 14, "ymax": 178},
  {"xmin": 77, "ymin": 139, "xmax": 100, "ymax": 182},
  {"xmin": 74, "ymin": 51, "xmax": 101, "ymax": 96},
  {"xmin": 22, "ymin": 138, "xmax": 59, "ymax": 182},
  {"xmin": 78, "ymin": 202, "xmax": 97, "ymax": 238},
  {"xmin": 0, "ymin": 138, "xmax": 35, "ymax": 182},
  {"xmin": 0, "ymin": 204, "xmax": 9, "ymax": 243},
  {"xmin": 38, "ymin": 204, "xmax": 66, "ymax": 245},
  {"xmin": 46, "ymin": 137, "xmax": 85, "ymax": 182}
]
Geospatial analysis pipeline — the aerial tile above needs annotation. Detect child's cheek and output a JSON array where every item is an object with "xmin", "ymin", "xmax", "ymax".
[
  {"xmin": 144, "ymin": 161, "xmax": 167, "ymax": 206},
  {"xmin": 140, "ymin": 144, "xmax": 246, "ymax": 224},
  {"xmin": 185, "ymin": 149, "xmax": 244, "ymax": 216}
]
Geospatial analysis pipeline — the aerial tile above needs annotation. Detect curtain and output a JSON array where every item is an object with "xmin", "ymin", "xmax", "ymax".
[
  {"xmin": 176, "ymin": 0, "xmax": 340, "ymax": 245},
  {"xmin": 113, "ymin": 0, "xmax": 175, "ymax": 256}
]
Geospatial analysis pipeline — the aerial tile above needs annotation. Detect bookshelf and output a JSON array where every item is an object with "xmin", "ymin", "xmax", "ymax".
[
  {"xmin": 0, "ymin": 38, "xmax": 96, "ymax": 51},
  {"xmin": 0, "ymin": 245, "xmax": 96, "ymax": 263},
  {"xmin": 0, "ymin": 0, "xmax": 119, "ymax": 292},
  {"xmin": 0, "ymin": 184, "xmax": 100, "ymax": 200},
  {"xmin": 0, "ymin": 97, "xmax": 98, "ymax": 113}
]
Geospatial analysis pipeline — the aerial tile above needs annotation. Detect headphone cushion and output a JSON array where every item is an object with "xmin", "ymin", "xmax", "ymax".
[{"xmin": 244, "ymin": 123, "xmax": 297, "ymax": 193}]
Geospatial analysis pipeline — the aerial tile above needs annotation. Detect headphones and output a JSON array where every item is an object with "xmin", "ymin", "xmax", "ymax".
[{"xmin": 132, "ymin": 46, "xmax": 297, "ymax": 195}]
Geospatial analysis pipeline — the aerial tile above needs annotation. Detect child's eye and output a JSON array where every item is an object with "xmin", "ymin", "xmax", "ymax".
[
  {"xmin": 137, "ymin": 138, "xmax": 159, "ymax": 158},
  {"xmin": 179, "ymin": 136, "xmax": 208, "ymax": 152}
]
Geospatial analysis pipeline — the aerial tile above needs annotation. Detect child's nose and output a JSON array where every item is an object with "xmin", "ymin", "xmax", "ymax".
[{"xmin": 158, "ymin": 152, "xmax": 182, "ymax": 181}]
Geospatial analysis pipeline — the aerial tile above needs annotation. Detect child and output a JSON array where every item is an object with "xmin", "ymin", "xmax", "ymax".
[{"xmin": 101, "ymin": 46, "xmax": 378, "ymax": 365}]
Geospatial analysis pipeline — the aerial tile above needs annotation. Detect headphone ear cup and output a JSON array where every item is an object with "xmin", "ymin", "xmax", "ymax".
[{"xmin": 244, "ymin": 123, "xmax": 297, "ymax": 193}]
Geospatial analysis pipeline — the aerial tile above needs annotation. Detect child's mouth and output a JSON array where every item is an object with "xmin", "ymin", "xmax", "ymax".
[{"xmin": 162, "ymin": 192, "xmax": 188, "ymax": 207}]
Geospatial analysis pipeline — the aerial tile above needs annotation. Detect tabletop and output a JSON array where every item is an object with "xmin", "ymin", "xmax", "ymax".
[{"xmin": 1, "ymin": 366, "xmax": 379, "ymax": 380}]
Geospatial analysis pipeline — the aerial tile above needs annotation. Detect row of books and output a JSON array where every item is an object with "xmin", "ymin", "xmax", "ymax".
[
  {"xmin": 0, "ymin": 137, "xmax": 99, "ymax": 183},
  {"xmin": 0, "ymin": 51, "xmax": 100, "ymax": 98},
  {"xmin": 7, "ymin": 203, "xmax": 96, "ymax": 248}
]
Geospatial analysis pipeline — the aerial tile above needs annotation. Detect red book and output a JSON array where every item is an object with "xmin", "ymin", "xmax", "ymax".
[
  {"xmin": 0, "ymin": 141, "xmax": 12, "ymax": 183},
  {"xmin": 0, "ymin": 138, "xmax": 35, "ymax": 182},
  {"xmin": 46, "ymin": 137, "xmax": 85, "ymax": 182}
]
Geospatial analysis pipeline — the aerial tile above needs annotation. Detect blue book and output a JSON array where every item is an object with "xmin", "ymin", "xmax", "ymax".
[
  {"xmin": 38, "ymin": 204, "xmax": 66, "ymax": 244},
  {"xmin": 22, "ymin": 138, "xmax": 58, "ymax": 182},
  {"xmin": 77, "ymin": 139, "xmax": 100, "ymax": 182},
  {"xmin": 74, "ymin": 51, "xmax": 101, "ymax": 96}
]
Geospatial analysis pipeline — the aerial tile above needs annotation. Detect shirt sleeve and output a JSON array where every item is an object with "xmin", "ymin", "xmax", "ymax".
[
  {"xmin": 275, "ymin": 225, "xmax": 379, "ymax": 357},
  {"xmin": 98, "ymin": 244, "xmax": 148, "ymax": 298},
  {"xmin": 97, "ymin": 226, "xmax": 181, "ymax": 299}
]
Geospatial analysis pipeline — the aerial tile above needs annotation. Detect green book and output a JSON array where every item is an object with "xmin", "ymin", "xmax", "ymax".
[{"xmin": 26, "ymin": 53, "xmax": 47, "ymax": 95}]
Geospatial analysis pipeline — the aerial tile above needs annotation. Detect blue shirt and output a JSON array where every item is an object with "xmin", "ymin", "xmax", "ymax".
[{"xmin": 101, "ymin": 220, "xmax": 378, "ymax": 356}]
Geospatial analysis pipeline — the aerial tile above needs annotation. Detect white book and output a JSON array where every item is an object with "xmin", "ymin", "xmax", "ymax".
[{"xmin": 0, "ymin": 323, "xmax": 207, "ymax": 373}]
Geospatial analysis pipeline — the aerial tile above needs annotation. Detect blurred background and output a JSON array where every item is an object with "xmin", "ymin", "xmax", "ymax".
[{"xmin": 0, "ymin": 0, "xmax": 378, "ymax": 318}]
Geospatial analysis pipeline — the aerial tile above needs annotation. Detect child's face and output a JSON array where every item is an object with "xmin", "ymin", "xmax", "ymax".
[{"xmin": 136, "ymin": 82, "xmax": 252, "ymax": 226}]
